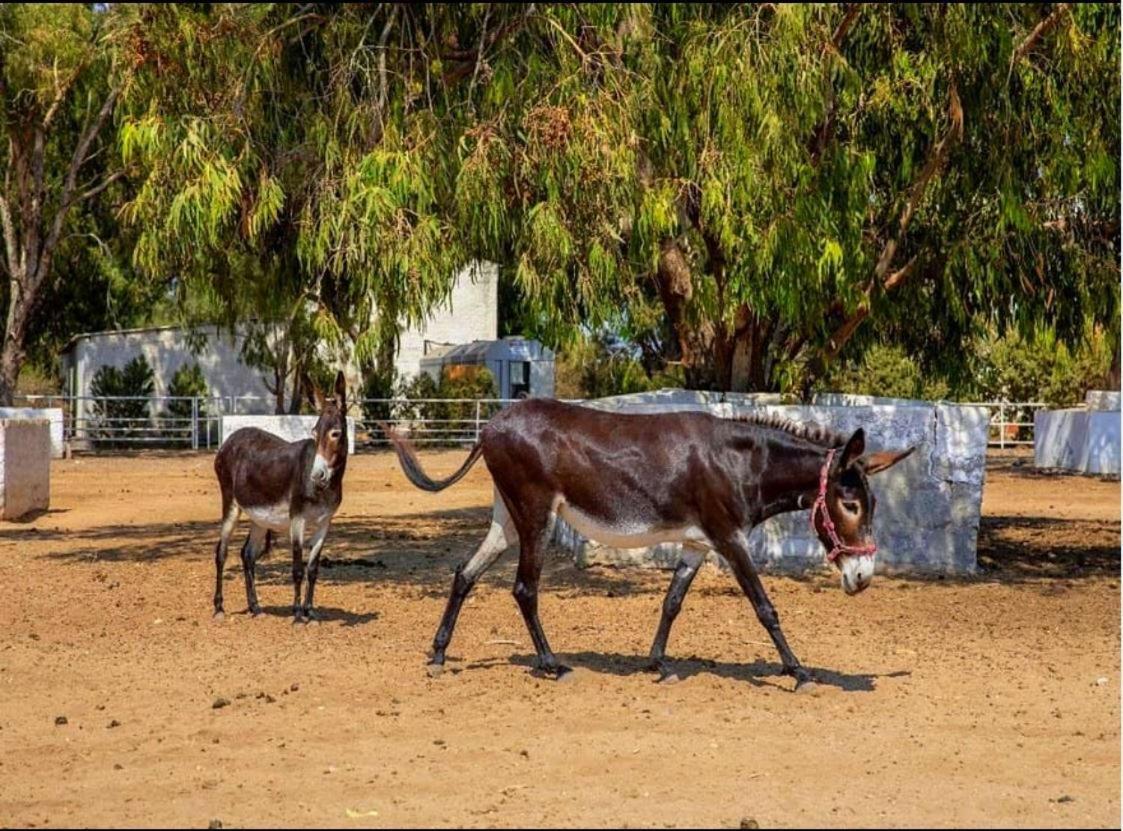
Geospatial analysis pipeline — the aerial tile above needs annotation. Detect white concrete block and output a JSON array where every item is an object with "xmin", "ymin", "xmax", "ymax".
[
  {"xmin": 220, "ymin": 415, "xmax": 357, "ymax": 454},
  {"xmin": 0, "ymin": 408, "xmax": 64, "ymax": 458},
  {"xmin": 1036, "ymin": 408, "xmax": 1120, "ymax": 476},
  {"xmin": 1085, "ymin": 390, "xmax": 1121, "ymax": 411},
  {"xmin": 0, "ymin": 419, "xmax": 51, "ymax": 520}
]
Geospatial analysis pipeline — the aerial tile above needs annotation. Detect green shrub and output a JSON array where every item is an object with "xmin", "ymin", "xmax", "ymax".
[
  {"xmin": 89, "ymin": 355, "xmax": 155, "ymax": 446},
  {"xmin": 162, "ymin": 362, "xmax": 212, "ymax": 445},
  {"xmin": 362, "ymin": 364, "xmax": 498, "ymax": 445},
  {"xmin": 555, "ymin": 337, "xmax": 680, "ymax": 399},
  {"xmin": 818, "ymin": 344, "xmax": 949, "ymax": 401}
]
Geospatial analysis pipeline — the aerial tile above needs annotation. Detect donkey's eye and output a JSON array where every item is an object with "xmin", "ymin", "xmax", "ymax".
[{"xmin": 842, "ymin": 500, "xmax": 861, "ymax": 515}]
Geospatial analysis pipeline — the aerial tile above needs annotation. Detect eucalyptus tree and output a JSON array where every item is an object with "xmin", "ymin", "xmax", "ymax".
[
  {"xmin": 453, "ymin": 3, "xmax": 1119, "ymax": 391},
  {"xmin": 0, "ymin": 4, "xmax": 129, "ymax": 403},
  {"xmin": 115, "ymin": 4, "xmax": 1119, "ymax": 396}
]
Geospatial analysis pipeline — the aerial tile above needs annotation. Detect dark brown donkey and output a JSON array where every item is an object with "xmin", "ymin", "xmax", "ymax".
[
  {"xmin": 213, "ymin": 372, "xmax": 349, "ymax": 623},
  {"xmin": 386, "ymin": 398, "xmax": 912, "ymax": 687}
]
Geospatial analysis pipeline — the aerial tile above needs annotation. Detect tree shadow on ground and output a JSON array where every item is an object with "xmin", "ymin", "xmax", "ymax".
[
  {"xmin": 16, "ymin": 506, "xmax": 672, "ymax": 597},
  {"xmin": 13, "ymin": 491, "xmax": 1119, "ymax": 588},
  {"xmin": 975, "ymin": 515, "xmax": 1120, "ymax": 581}
]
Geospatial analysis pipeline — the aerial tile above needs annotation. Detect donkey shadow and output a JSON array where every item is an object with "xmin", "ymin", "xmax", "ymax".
[
  {"xmin": 496, "ymin": 651, "xmax": 909, "ymax": 692},
  {"xmin": 249, "ymin": 604, "xmax": 381, "ymax": 627}
]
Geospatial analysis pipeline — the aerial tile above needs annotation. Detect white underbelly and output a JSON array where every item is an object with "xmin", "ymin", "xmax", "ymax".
[
  {"xmin": 555, "ymin": 501, "xmax": 710, "ymax": 549},
  {"xmin": 241, "ymin": 502, "xmax": 291, "ymax": 533},
  {"xmin": 240, "ymin": 501, "xmax": 334, "ymax": 534}
]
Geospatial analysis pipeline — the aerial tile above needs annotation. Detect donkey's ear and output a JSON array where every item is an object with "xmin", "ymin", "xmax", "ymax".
[
  {"xmin": 334, "ymin": 370, "xmax": 347, "ymax": 407},
  {"xmin": 861, "ymin": 446, "xmax": 915, "ymax": 475},
  {"xmin": 838, "ymin": 428, "xmax": 865, "ymax": 469},
  {"xmin": 312, "ymin": 385, "xmax": 326, "ymax": 412}
]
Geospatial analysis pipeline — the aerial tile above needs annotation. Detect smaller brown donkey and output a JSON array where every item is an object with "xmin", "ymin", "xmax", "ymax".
[{"xmin": 212, "ymin": 372, "xmax": 349, "ymax": 623}]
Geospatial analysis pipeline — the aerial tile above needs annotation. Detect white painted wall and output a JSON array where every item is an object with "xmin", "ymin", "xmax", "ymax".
[
  {"xmin": 62, "ymin": 261, "xmax": 499, "ymax": 416},
  {"xmin": 395, "ymin": 261, "xmax": 499, "ymax": 380}
]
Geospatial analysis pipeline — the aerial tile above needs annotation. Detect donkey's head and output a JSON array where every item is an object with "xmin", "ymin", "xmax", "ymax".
[
  {"xmin": 310, "ymin": 371, "xmax": 348, "ymax": 490},
  {"xmin": 809, "ymin": 428, "xmax": 913, "ymax": 596}
]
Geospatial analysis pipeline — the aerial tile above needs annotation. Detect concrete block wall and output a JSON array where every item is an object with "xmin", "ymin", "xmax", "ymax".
[
  {"xmin": 1035, "ymin": 395, "xmax": 1121, "ymax": 477},
  {"xmin": 0, "ymin": 408, "xmax": 64, "ymax": 458},
  {"xmin": 220, "ymin": 415, "xmax": 357, "ymax": 454},
  {"xmin": 0, "ymin": 419, "xmax": 51, "ymax": 520},
  {"xmin": 546, "ymin": 392, "xmax": 988, "ymax": 574}
]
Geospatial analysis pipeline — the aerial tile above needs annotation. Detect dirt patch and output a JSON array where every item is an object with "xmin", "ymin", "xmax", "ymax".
[{"xmin": 0, "ymin": 450, "xmax": 1118, "ymax": 827}]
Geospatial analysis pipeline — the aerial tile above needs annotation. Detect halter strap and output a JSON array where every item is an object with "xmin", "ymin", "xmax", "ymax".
[{"xmin": 810, "ymin": 448, "xmax": 877, "ymax": 562}]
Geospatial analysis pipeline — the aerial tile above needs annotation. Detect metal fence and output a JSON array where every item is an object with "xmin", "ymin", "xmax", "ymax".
[
  {"xmin": 13, "ymin": 394, "xmax": 1052, "ymax": 451},
  {"xmin": 13, "ymin": 394, "xmax": 523, "ymax": 450},
  {"xmin": 961, "ymin": 401, "xmax": 1049, "ymax": 448}
]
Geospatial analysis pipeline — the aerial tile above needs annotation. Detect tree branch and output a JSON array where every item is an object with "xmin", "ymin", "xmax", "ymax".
[
  {"xmin": 809, "ymin": 4, "xmax": 863, "ymax": 164},
  {"xmin": 75, "ymin": 170, "xmax": 126, "ymax": 205},
  {"xmin": 39, "ymin": 83, "xmax": 122, "ymax": 289},
  {"xmin": 0, "ymin": 194, "xmax": 19, "ymax": 282},
  {"xmin": 1011, "ymin": 3, "xmax": 1072, "ymax": 67},
  {"xmin": 819, "ymin": 81, "xmax": 962, "ymax": 363},
  {"xmin": 829, "ymin": 3, "xmax": 862, "ymax": 52}
]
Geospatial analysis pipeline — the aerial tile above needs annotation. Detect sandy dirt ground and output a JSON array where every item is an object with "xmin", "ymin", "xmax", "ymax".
[{"xmin": 0, "ymin": 449, "xmax": 1119, "ymax": 828}]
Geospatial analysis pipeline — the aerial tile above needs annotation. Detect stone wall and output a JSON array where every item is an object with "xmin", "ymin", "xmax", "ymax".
[
  {"xmin": 0, "ymin": 408, "xmax": 64, "ymax": 458},
  {"xmin": 0, "ymin": 419, "xmax": 51, "ymax": 520},
  {"xmin": 220, "ymin": 415, "xmax": 357, "ymax": 454},
  {"xmin": 545, "ymin": 392, "xmax": 988, "ymax": 574}
]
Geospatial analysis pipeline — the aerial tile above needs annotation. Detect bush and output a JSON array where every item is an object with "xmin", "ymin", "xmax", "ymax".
[
  {"xmin": 818, "ymin": 344, "xmax": 949, "ymax": 401},
  {"xmin": 973, "ymin": 330, "xmax": 1113, "ymax": 408},
  {"xmin": 555, "ymin": 337, "xmax": 682, "ymax": 399},
  {"xmin": 162, "ymin": 362, "xmax": 212, "ymax": 445},
  {"xmin": 89, "ymin": 355, "xmax": 155, "ymax": 446},
  {"xmin": 362, "ymin": 364, "xmax": 498, "ymax": 445}
]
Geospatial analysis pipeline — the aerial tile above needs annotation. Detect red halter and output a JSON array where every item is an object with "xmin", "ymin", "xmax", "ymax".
[{"xmin": 810, "ymin": 448, "xmax": 877, "ymax": 563}]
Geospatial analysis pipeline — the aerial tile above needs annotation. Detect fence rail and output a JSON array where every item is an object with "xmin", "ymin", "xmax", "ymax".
[{"xmin": 12, "ymin": 394, "xmax": 1053, "ymax": 451}]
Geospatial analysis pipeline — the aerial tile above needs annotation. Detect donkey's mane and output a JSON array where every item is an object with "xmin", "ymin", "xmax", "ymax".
[{"xmin": 733, "ymin": 412, "xmax": 849, "ymax": 448}]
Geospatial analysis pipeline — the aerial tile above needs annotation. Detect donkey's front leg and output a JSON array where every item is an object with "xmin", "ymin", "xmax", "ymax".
[
  {"xmin": 718, "ymin": 531, "xmax": 813, "ymax": 688},
  {"xmin": 301, "ymin": 523, "xmax": 331, "ymax": 623},
  {"xmin": 647, "ymin": 546, "xmax": 705, "ymax": 679},
  {"xmin": 290, "ymin": 516, "xmax": 306, "ymax": 624}
]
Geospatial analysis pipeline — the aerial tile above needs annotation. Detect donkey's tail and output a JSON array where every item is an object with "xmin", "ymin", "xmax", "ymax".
[{"xmin": 381, "ymin": 423, "xmax": 484, "ymax": 492}]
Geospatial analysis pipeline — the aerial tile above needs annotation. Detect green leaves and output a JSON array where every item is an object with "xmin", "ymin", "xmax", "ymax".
[{"xmin": 103, "ymin": 3, "xmax": 1118, "ymax": 395}]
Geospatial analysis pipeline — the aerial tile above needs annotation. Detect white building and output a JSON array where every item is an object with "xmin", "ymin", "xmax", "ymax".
[{"xmin": 60, "ymin": 261, "xmax": 499, "ymax": 415}]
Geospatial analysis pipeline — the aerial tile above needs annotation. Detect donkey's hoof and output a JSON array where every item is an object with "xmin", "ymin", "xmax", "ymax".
[
  {"xmin": 426, "ymin": 662, "xmax": 445, "ymax": 678},
  {"xmin": 794, "ymin": 680, "xmax": 821, "ymax": 696},
  {"xmin": 248, "ymin": 607, "xmax": 263, "ymax": 618},
  {"xmin": 213, "ymin": 610, "xmax": 225, "ymax": 622},
  {"xmin": 657, "ymin": 671, "xmax": 681, "ymax": 685},
  {"xmin": 553, "ymin": 665, "xmax": 575, "ymax": 682}
]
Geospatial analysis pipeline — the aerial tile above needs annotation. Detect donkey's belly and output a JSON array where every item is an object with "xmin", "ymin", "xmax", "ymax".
[
  {"xmin": 240, "ymin": 500, "xmax": 336, "ymax": 535},
  {"xmin": 240, "ymin": 501, "xmax": 291, "ymax": 533},
  {"xmin": 555, "ymin": 501, "xmax": 710, "ymax": 549}
]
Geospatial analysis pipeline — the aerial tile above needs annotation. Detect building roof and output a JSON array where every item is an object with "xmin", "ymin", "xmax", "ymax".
[
  {"xmin": 59, "ymin": 322, "xmax": 249, "ymax": 354},
  {"xmin": 419, "ymin": 337, "xmax": 554, "ymax": 367}
]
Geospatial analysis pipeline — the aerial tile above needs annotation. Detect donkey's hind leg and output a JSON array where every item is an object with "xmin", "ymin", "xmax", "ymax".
[
  {"xmin": 212, "ymin": 500, "xmax": 240, "ymax": 620},
  {"xmin": 429, "ymin": 491, "xmax": 516, "ymax": 673},
  {"xmin": 240, "ymin": 524, "xmax": 269, "ymax": 617},
  {"xmin": 647, "ymin": 545, "xmax": 706, "ymax": 680},
  {"xmin": 510, "ymin": 503, "xmax": 568, "ymax": 679}
]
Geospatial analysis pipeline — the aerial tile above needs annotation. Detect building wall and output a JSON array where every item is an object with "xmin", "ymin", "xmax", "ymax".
[
  {"xmin": 64, "ymin": 261, "xmax": 499, "ymax": 414},
  {"xmin": 395, "ymin": 261, "xmax": 499, "ymax": 380}
]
